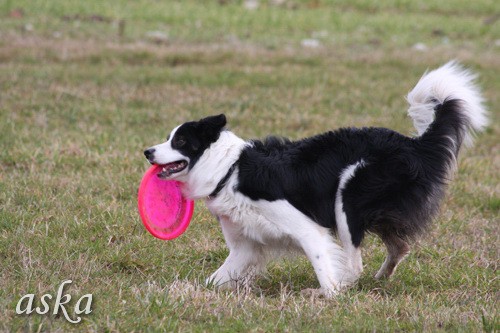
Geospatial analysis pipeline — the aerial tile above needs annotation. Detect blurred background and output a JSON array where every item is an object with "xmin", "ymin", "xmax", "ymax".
[{"xmin": 0, "ymin": 1, "xmax": 498, "ymax": 332}]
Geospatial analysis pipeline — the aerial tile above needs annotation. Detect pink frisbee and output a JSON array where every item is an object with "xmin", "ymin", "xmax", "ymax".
[{"xmin": 138, "ymin": 165, "xmax": 194, "ymax": 240}]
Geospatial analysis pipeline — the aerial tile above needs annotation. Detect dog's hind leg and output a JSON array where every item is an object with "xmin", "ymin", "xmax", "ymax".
[
  {"xmin": 206, "ymin": 216, "xmax": 266, "ymax": 289},
  {"xmin": 374, "ymin": 234, "xmax": 410, "ymax": 279}
]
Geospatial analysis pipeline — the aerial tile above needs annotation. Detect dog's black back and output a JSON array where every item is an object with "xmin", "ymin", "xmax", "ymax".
[{"xmin": 237, "ymin": 99, "xmax": 467, "ymax": 246}]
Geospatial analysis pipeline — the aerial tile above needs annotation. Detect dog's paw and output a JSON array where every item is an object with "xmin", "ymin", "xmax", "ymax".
[{"xmin": 206, "ymin": 276, "xmax": 230, "ymax": 289}]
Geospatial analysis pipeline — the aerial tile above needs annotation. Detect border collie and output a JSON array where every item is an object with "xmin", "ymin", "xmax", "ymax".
[{"xmin": 144, "ymin": 61, "xmax": 487, "ymax": 297}]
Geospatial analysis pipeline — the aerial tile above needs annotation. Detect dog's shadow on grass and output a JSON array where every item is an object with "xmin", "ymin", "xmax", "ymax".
[
  {"xmin": 249, "ymin": 263, "xmax": 414, "ymax": 300},
  {"xmin": 247, "ymin": 260, "xmax": 393, "ymax": 299}
]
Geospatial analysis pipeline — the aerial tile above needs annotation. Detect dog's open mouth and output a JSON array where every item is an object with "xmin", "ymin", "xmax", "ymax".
[{"xmin": 157, "ymin": 160, "xmax": 188, "ymax": 179}]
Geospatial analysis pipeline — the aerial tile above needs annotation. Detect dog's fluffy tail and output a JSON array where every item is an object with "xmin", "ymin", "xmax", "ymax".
[
  {"xmin": 406, "ymin": 61, "xmax": 488, "ymax": 149},
  {"xmin": 372, "ymin": 62, "xmax": 489, "ymax": 242}
]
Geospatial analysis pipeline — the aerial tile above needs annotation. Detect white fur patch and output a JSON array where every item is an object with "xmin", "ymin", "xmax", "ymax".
[
  {"xmin": 148, "ymin": 125, "xmax": 191, "ymax": 176},
  {"xmin": 183, "ymin": 131, "xmax": 247, "ymax": 199},
  {"xmin": 335, "ymin": 161, "xmax": 365, "ymax": 277},
  {"xmin": 406, "ymin": 60, "xmax": 488, "ymax": 146}
]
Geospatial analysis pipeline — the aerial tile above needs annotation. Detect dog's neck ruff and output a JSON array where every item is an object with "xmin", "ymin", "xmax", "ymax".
[{"xmin": 208, "ymin": 162, "xmax": 238, "ymax": 199}]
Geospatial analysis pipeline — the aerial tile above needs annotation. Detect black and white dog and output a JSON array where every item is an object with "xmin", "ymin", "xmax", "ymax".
[{"xmin": 144, "ymin": 62, "xmax": 487, "ymax": 297}]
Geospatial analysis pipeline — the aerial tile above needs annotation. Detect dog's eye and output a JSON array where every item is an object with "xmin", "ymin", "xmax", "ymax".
[{"xmin": 174, "ymin": 137, "xmax": 186, "ymax": 147}]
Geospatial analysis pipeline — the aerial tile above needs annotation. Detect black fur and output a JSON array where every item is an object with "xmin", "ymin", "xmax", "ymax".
[
  {"xmin": 171, "ymin": 114, "xmax": 226, "ymax": 169},
  {"xmin": 209, "ymin": 162, "xmax": 238, "ymax": 198},
  {"xmin": 236, "ymin": 99, "xmax": 468, "ymax": 247}
]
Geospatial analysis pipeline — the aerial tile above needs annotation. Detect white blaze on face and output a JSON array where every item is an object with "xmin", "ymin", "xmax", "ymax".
[
  {"xmin": 146, "ymin": 125, "xmax": 191, "ymax": 180},
  {"xmin": 150, "ymin": 125, "xmax": 190, "ymax": 165}
]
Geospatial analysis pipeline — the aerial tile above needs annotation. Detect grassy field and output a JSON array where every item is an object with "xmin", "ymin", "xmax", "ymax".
[{"xmin": 0, "ymin": 0, "xmax": 498, "ymax": 331}]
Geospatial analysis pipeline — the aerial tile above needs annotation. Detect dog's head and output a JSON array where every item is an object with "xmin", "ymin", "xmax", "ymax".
[{"xmin": 143, "ymin": 114, "xmax": 227, "ymax": 180}]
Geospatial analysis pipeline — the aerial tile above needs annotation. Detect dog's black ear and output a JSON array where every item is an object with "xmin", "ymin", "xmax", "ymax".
[
  {"xmin": 200, "ymin": 114, "xmax": 226, "ymax": 128},
  {"xmin": 198, "ymin": 114, "xmax": 226, "ymax": 142}
]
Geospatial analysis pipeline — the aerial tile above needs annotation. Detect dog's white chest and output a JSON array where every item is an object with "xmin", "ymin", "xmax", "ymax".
[{"xmin": 206, "ymin": 193, "xmax": 291, "ymax": 244}]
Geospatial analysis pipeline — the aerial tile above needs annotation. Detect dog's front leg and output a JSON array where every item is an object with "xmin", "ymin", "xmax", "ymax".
[
  {"xmin": 206, "ymin": 247, "xmax": 257, "ymax": 289},
  {"xmin": 296, "ymin": 228, "xmax": 355, "ymax": 298},
  {"xmin": 206, "ymin": 216, "xmax": 265, "ymax": 289}
]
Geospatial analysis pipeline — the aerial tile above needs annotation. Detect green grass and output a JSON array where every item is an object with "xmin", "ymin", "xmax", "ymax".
[{"xmin": 0, "ymin": 0, "xmax": 498, "ymax": 332}]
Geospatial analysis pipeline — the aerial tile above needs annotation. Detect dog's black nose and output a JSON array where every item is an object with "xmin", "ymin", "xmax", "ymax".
[{"xmin": 144, "ymin": 148, "xmax": 155, "ymax": 161}]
